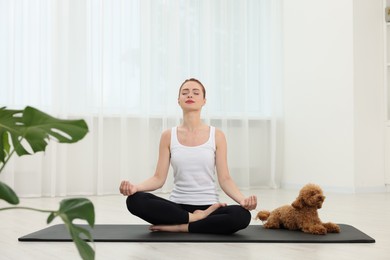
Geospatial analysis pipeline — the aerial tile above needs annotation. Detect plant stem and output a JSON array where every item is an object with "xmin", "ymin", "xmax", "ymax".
[
  {"xmin": 0, "ymin": 206, "xmax": 53, "ymax": 213},
  {"xmin": 0, "ymin": 149, "xmax": 16, "ymax": 173}
]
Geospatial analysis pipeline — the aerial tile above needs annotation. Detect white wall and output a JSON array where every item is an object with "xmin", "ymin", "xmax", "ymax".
[
  {"xmin": 353, "ymin": 0, "xmax": 385, "ymax": 191},
  {"xmin": 282, "ymin": 0, "xmax": 385, "ymax": 192}
]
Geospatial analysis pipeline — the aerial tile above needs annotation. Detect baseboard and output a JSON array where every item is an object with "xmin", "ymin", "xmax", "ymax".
[
  {"xmin": 354, "ymin": 185, "xmax": 389, "ymax": 193},
  {"xmin": 280, "ymin": 182, "xmax": 389, "ymax": 194}
]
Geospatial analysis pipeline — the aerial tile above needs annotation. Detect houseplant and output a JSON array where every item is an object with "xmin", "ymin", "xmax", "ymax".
[{"xmin": 0, "ymin": 106, "xmax": 95, "ymax": 260}]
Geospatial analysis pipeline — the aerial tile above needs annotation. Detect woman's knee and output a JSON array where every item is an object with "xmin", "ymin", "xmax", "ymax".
[
  {"xmin": 230, "ymin": 205, "xmax": 251, "ymax": 230},
  {"xmin": 241, "ymin": 208, "xmax": 252, "ymax": 228},
  {"xmin": 126, "ymin": 192, "xmax": 147, "ymax": 213},
  {"xmin": 221, "ymin": 206, "xmax": 251, "ymax": 234}
]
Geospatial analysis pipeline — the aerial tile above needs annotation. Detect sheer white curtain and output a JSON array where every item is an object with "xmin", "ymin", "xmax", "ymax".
[{"xmin": 0, "ymin": 0, "xmax": 283, "ymax": 197}]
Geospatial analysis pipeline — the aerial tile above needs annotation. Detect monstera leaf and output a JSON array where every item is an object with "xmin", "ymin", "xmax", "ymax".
[
  {"xmin": 0, "ymin": 106, "xmax": 88, "ymax": 165},
  {"xmin": 0, "ymin": 108, "xmax": 22, "ymax": 162},
  {"xmin": 0, "ymin": 181, "xmax": 19, "ymax": 205},
  {"xmin": 0, "ymin": 106, "xmax": 94, "ymax": 259},
  {"xmin": 47, "ymin": 198, "xmax": 95, "ymax": 260}
]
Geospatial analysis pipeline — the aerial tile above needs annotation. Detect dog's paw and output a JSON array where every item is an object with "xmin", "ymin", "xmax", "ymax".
[
  {"xmin": 304, "ymin": 225, "xmax": 327, "ymax": 235},
  {"xmin": 323, "ymin": 222, "xmax": 340, "ymax": 233},
  {"xmin": 263, "ymin": 222, "xmax": 280, "ymax": 229}
]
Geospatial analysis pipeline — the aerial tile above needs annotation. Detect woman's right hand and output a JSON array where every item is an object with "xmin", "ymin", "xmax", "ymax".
[{"xmin": 119, "ymin": 180, "xmax": 138, "ymax": 196}]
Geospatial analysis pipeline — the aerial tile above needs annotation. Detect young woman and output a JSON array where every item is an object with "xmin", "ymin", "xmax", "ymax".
[{"xmin": 119, "ymin": 78, "xmax": 257, "ymax": 234}]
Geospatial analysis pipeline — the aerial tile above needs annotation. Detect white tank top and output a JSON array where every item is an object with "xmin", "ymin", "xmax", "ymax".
[{"xmin": 169, "ymin": 126, "xmax": 219, "ymax": 205}]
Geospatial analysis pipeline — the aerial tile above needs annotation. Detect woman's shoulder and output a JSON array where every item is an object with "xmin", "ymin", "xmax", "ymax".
[
  {"xmin": 160, "ymin": 129, "xmax": 172, "ymax": 144},
  {"xmin": 213, "ymin": 127, "xmax": 226, "ymax": 141},
  {"xmin": 213, "ymin": 126, "xmax": 224, "ymax": 134}
]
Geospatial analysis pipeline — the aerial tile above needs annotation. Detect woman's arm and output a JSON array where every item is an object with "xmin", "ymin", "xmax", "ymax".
[
  {"xmin": 119, "ymin": 129, "xmax": 171, "ymax": 196},
  {"xmin": 215, "ymin": 128, "xmax": 257, "ymax": 210}
]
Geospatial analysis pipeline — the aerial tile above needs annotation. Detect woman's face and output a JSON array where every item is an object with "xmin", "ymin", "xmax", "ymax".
[{"xmin": 178, "ymin": 81, "xmax": 206, "ymax": 110}]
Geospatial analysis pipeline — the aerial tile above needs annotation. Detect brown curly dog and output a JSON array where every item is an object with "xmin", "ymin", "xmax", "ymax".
[{"xmin": 256, "ymin": 183, "xmax": 340, "ymax": 235}]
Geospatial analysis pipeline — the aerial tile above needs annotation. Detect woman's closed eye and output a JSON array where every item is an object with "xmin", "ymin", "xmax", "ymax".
[{"xmin": 181, "ymin": 91, "xmax": 199, "ymax": 96}]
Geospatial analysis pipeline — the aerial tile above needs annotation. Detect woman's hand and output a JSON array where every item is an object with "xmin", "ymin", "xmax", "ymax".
[
  {"xmin": 119, "ymin": 180, "xmax": 138, "ymax": 196},
  {"xmin": 240, "ymin": 195, "xmax": 257, "ymax": 210}
]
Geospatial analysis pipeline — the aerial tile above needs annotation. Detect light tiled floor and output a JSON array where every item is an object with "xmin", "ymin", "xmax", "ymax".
[{"xmin": 1, "ymin": 188, "xmax": 389, "ymax": 260}]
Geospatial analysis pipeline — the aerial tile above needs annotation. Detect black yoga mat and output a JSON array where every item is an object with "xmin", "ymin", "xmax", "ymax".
[{"xmin": 18, "ymin": 224, "xmax": 375, "ymax": 243}]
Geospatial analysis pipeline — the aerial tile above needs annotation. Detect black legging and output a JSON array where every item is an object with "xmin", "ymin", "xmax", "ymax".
[{"xmin": 126, "ymin": 192, "xmax": 251, "ymax": 234}]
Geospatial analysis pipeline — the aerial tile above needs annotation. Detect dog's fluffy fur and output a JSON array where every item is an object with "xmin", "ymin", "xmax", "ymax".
[{"xmin": 256, "ymin": 183, "xmax": 340, "ymax": 235}]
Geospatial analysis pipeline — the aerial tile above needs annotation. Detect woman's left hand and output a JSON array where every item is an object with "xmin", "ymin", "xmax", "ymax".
[{"xmin": 240, "ymin": 195, "xmax": 257, "ymax": 210}]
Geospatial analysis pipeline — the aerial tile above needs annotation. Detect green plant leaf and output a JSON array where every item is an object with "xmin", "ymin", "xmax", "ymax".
[
  {"xmin": 0, "ymin": 181, "xmax": 19, "ymax": 205},
  {"xmin": 69, "ymin": 225, "xmax": 95, "ymax": 260},
  {"xmin": 47, "ymin": 198, "xmax": 95, "ymax": 260},
  {"xmin": 1, "ymin": 132, "xmax": 10, "ymax": 161},
  {"xmin": 0, "ymin": 108, "xmax": 25, "ymax": 164},
  {"xmin": 47, "ymin": 198, "xmax": 95, "ymax": 226},
  {"xmin": 0, "ymin": 106, "xmax": 93, "ymax": 259},
  {"xmin": 20, "ymin": 106, "xmax": 89, "ymax": 153},
  {"xmin": 0, "ymin": 106, "xmax": 89, "ymax": 164}
]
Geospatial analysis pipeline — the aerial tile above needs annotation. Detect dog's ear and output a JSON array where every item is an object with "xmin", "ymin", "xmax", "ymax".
[{"xmin": 292, "ymin": 197, "xmax": 304, "ymax": 209}]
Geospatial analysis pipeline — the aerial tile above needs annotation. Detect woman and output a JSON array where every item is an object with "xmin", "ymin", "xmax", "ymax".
[{"xmin": 119, "ymin": 78, "xmax": 257, "ymax": 234}]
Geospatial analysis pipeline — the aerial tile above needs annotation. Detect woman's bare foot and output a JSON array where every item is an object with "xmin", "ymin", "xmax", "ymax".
[
  {"xmin": 149, "ymin": 203, "xmax": 227, "ymax": 233},
  {"xmin": 189, "ymin": 202, "xmax": 227, "ymax": 223},
  {"xmin": 149, "ymin": 224, "xmax": 189, "ymax": 233}
]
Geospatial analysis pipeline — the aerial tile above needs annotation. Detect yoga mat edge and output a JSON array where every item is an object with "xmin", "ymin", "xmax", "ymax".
[{"xmin": 18, "ymin": 224, "xmax": 375, "ymax": 243}]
